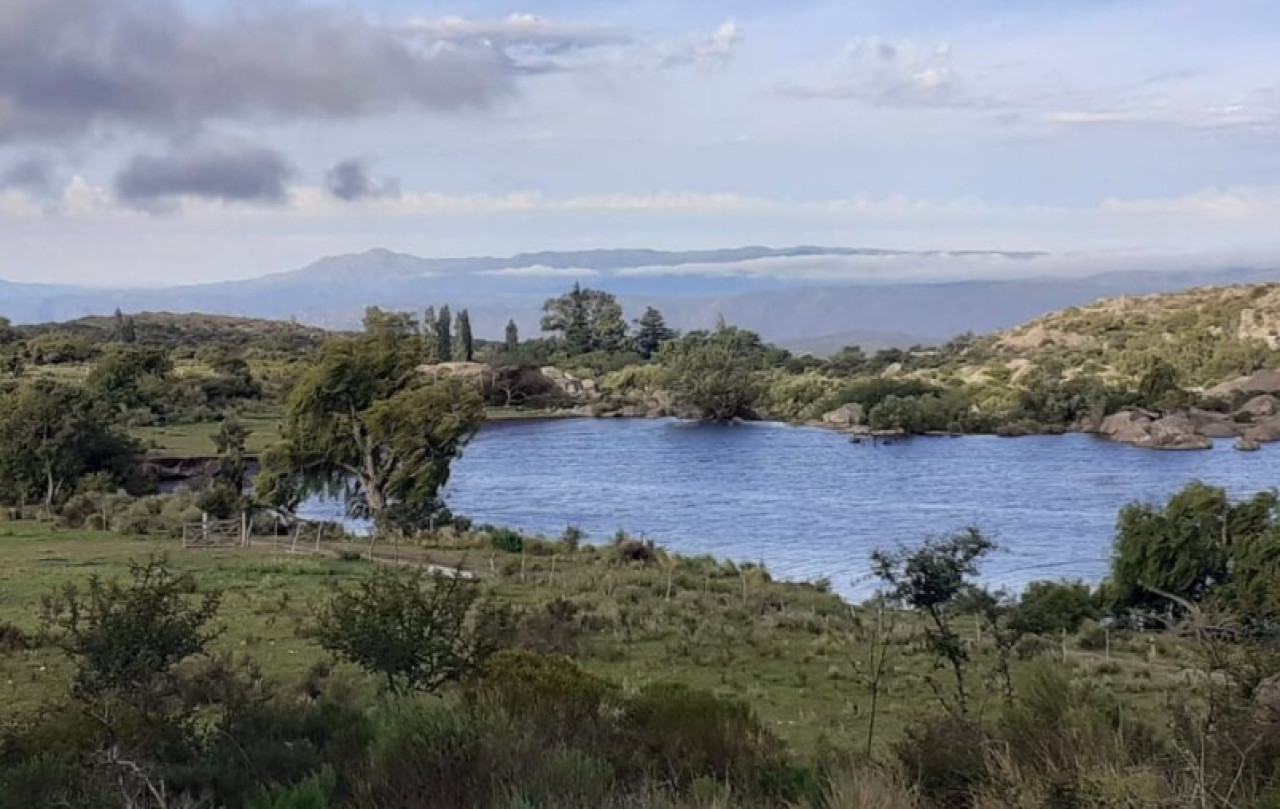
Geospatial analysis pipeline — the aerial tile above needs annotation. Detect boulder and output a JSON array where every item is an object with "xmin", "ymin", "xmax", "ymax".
[
  {"xmin": 822, "ymin": 403, "xmax": 866, "ymax": 428},
  {"xmin": 1207, "ymin": 369, "xmax": 1280, "ymax": 399},
  {"xmin": 1187, "ymin": 408, "xmax": 1242, "ymax": 438},
  {"xmin": 1098, "ymin": 409, "xmax": 1212, "ymax": 450},
  {"xmin": 1237, "ymin": 394, "xmax": 1280, "ymax": 418},
  {"xmin": 1236, "ymin": 437, "xmax": 1262, "ymax": 452},
  {"xmin": 1245, "ymin": 413, "xmax": 1280, "ymax": 443}
]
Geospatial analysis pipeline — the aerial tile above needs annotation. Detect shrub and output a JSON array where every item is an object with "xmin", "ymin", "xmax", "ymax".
[
  {"xmin": 0, "ymin": 621, "xmax": 30, "ymax": 652},
  {"xmin": 245, "ymin": 766, "xmax": 337, "ymax": 809},
  {"xmin": 624, "ymin": 683, "xmax": 780, "ymax": 786},
  {"xmin": 894, "ymin": 715, "xmax": 991, "ymax": 808},
  {"xmin": 469, "ymin": 650, "xmax": 617, "ymax": 746},
  {"xmin": 489, "ymin": 528, "xmax": 524, "ymax": 554},
  {"xmin": 1009, "ymin": 580, "xmax": 1100, "ymax": 636},
  {"xmin": 317, "ymin": 567, "xmax": 509, "ymax": 694},
  {"xmin": 39, "ymin": 556, "xmax": 221, "ymax": 702}
]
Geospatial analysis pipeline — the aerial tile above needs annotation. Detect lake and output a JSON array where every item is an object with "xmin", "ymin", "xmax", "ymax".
[{"xmin": 300, "ymin": 418, "xmax": 1280, "ymax": 597}]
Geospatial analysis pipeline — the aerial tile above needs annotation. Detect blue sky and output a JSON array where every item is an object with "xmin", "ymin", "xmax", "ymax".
[{"xmin": 3, "ymin": 0, "xmax": 1280, "ymax": 285}]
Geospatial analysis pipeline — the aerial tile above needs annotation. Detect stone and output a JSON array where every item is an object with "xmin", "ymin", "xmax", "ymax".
[
  {"xmin": 1207, "ymin": 369, "xmax": 1280, "ymax": 399},
  {"xmin": 1236, "ymin": 437, "xmax": 1262, "ymax": 452},
  {"xmin": 1187, "ymin": 408, "xmax": 1242, "ymax": 438},
  {"xmin": 821, "ymin": 403, "xmax": 866, "ymax": 428},
  {"xmin": 1098, "ymin": 409, "xmax": 1211, "ymax": 450},
  {"xmin": 1237, "ymin": 394, "xmax": 1280, "ymax": 418},
  {"xmin": 1245, "ymin": 413, "xmax": 1280, "ymax": 443}
]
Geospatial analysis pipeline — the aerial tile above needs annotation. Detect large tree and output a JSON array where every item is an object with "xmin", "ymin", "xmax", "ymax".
[
  {"xmin": 540, "ymin": 284, "xmax": 628, "ymax": 355},
  {"xmin": 0, "ymin": 379, "xmax": 146, "ymax": 513},
  {"xmin": 262, "ymin": 328, "xmax": 484, "ymax": 535},
  {"xmin": 659, "ymin": 322, "xmax": 768, "ymax": 421}
]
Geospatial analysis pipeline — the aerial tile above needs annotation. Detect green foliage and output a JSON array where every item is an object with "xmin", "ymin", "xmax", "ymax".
[
  {"xmin": 456, "ymin": 309, "xmax": 474, "ymax": 362},
  {"xmin": 659, "ymin": 323, "xmax": 769, "ymax": 421},
  {"xmin": 84, "ymin": 344, "xmax": 174, "ymax": 413},
  {"xmin": 1108, "ymin": 482, "xmax": 1280, "ymax": 618},
  {"xmin": 246, "ymin": 766, "xmax": 337, "ymax": 809},
  {"xmin": 504, "ymin": 319, "xmax": 519, "ymax": 353},
  {"xmin": 0, "ymin": 379, "xmax": 147, "ymax": 511},
  {"xmin": 633, "ymin": 306, "xmax": 675, "ymax": 360},
  {"xmin": 872, "ymin": 529, "xmax": 996, "ymax": 716},
  {"xmin": 1008, "ymin": 580, "xmax": 1100, "ymax": 636},
  {"xmin": 541, "ymin": 284, "xmax": 628, "ymax": 355},
  {"xmin": 488, "ymin": 527, "xmax": 525, "ymax": 553},
  {"xmin": 269, "ymin": 328, "xmax": 484, "ymax": 532},
  {"xmin": 437, "ymin": 304, "xmax": 454, "ymax": 362},
  {"xmin": 626, "ymin": 682, "xmax": 781, "ymax": 785},
  {"xmin": 317, "ymin": 567, "xmax": 508, "ymax": 694},
  {"xmin": 39, "ymin": 556, "xmax": 221, "ymax": 701}
]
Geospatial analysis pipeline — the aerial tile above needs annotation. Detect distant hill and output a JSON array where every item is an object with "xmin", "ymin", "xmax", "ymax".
[
  {"xmin": 776, "ymin": 330, "xmax": 934, "ymax": 356},
  {"xmin": 979, "ymin": 283, "xmax": 1280, "ymax": 388},
  {"xmin": 2, "ymin": 246, "xmax": 1279, "ymax": 349}
]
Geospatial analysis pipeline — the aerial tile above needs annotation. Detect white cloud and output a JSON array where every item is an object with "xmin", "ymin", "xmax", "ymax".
[
  {"xmin": 778, "ymin": 37, "xmax": 973, "ymax": 106},
  {"xmin": 479, "ymin": 265, "xmax": 602, "ymax": 277}
]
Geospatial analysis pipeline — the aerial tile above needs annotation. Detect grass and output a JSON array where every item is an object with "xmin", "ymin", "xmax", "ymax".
[
  {"xmin": 0, "ymin": 519, "xmax": 1183, "ymax": 757},
  {"xmin": 133, "ymin": 406, "xmax": 582, "ymax": 458},
  {"xmin": 131, "ymin": 408, "xmax": 283, "ymax": 458}
]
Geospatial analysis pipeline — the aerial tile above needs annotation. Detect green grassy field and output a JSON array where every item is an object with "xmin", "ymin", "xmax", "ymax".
[
  {"xmin": 0, "ymin": 519, "xmax": 1183, "ymax": 756},
  {"xmin": 131, "ymin": 409, "xmax": 283, "ymax": 458}
]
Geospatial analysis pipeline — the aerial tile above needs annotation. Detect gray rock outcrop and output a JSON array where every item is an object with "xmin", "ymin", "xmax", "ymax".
[{"xmin": 1098, "ymin": 409, "xmax": 1212, "ymax": 450}]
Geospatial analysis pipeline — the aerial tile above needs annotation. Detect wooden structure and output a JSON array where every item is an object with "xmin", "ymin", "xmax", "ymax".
[{"xmin": 182, "ymin": 513, "xmax": 253, "ymax": 548}]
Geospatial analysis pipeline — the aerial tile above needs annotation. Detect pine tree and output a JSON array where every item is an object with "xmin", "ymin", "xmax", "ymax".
[
  {"xmin": 422, "ymin": 307, "xmax": 439, "ymax": 362},
  {"xmin": 436, "ymin": 305, "xmax": 453, "ymax": 362},
  {"xmin": 634, "ymin": 306, "xmax": 673, "ymax": 359},
  {"xmin": 456, "ymin": 310, "xmax": 474, "ymax": 362},
  {"xmin": 504, "ymin": 320, "xmax": 519, "ymax": 353}
]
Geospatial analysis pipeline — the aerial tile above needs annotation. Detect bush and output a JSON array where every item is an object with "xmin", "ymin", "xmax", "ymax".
[
  {"xmin": 0, "ymin": 621, "xmax": 31, "ymax": 652},
  {"xmin": 469, "ymin": 650, "xmax": 617, "ymax": 745},
  {"xmin": 1009, "ymin": 580, "xmax": 1100, "ymax": 636},
  {"xmin": 624, "ymin": 683, "xmax": 780, "ymax": 786},
  {"xmin": 39, "ymin": 556, "xmax": 221, "ymax": 702},
  {"xmin": 246, "ymin": 766, "xmax": 337, "ymax": 809},
  {"xmin": 489, "ymin": 528, "xmax": 524, "ymax": 554},
  {"xmin": 894, "ymin": 715, "xmax": 991, "ymax": 808},
  {"xmin": 317, "ymin": 567, "xmax": 509, "ymax": 694}
]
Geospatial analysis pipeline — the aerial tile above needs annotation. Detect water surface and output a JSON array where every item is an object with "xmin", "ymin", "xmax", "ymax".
[{"xmin": 306, "ymin": 419, "xmax": 1280, "ymax": 597}]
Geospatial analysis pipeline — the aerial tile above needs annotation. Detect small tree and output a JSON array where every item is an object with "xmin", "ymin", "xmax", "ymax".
[
  {"xmin": 436, "ymin": 305, "xmax": 453, "ymax": 362},
  {"xmin": 41, "ymin": 557, "xmax": 222, "ymax": 702},
  {"xmin": 659, "ymin": 323, "xmax": 767, "ymax": 421},
  {"xmin": 456, "ymin": 309, "xmax": 474, "ymax": 362},
  {"xmin": 634, "ymin": 306, "xmax": 674, "ymax": 359},
  {"xmin": 504, "ymin": 319, "xmax": 520, "ymax": 353},
  {"xmin": 317, "ymin": 567, "xmax": 509, "ymax": 694},
  {"xmin": 871, "ymin": 529, "xmax": 995, "ymax": 716}
]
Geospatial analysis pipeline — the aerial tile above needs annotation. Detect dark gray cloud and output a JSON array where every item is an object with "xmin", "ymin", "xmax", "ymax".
[
  {"xmin": 114, "ymin": 144, "xmax": 294, "ymax": 207},
  {"xmin": 0, "ymin": 156, "xmax": 53, "ymax": 193},
  {"xmin": 325, "ymin": 159, "xmax": 401, "ymax": 201},
  {"xmin": 0, "ymin": 0, "xmax": 517, "ymax": 143}
]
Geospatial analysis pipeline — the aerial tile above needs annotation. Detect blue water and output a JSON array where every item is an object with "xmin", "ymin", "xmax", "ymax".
[{"xmin": 302, "ymin": 419, "xmax": 1280, "ymax": 597}]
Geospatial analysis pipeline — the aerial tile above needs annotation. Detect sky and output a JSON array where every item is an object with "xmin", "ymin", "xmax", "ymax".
[{"xmin": 4, "ymin": 0, "xmax": 1280, "ymax": 285}]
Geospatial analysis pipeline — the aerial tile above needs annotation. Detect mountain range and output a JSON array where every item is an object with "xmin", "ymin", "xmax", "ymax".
[{"xmin": 3, "ymin": 247, "xmax": 1279, "ymax": 354}]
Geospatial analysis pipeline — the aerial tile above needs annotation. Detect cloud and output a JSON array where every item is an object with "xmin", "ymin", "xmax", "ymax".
[
  {"xmin": 660, "ymin": 21, "xmax": 741, "ymax": 69},
  {"xmin": 0, "ymin": 0, "xmax": 516, "ymax": 144},
  {"xmin": 114, "ymin": 143, "xmax": 295, "ymax": 208},
  {"xmin": 778, "ymin": 37, "xmax": 971, "ymax": 107},
  {"xmin": 325, "ymin": 159, "xmax": 401, "ymax": 202},
  {"xmin": 479, "ymin": 265, "xmax": 602, "ymax": 278},
  {"xmin": 0, "ymin": 156, "xmax": 52, "ymax": 193},
  {"xmin": 403, "ymin": 14, "xmax": 629, "ymax": 55}
]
